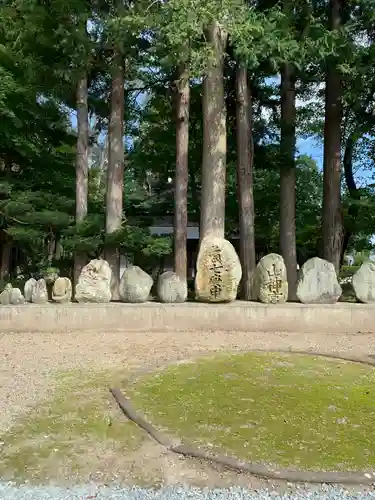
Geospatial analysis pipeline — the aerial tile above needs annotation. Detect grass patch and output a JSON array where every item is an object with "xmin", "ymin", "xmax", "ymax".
[
  {"xmin": 0, "ymin": 369, "xmax": 145, "ymax": 483},
  {"xmin": 128, "ymin": 352, "xmax": 375, "ymax": 472}
]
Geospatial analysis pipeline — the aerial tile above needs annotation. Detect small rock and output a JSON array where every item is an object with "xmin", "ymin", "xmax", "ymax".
[
  {"xmin": 24, "ymin": 278, "xmax": 37, "ymax": 302},
  {"xmin": 336, "ymin": 417, "xmax": 348, "ymax": 425},
  {"xmin": 10, "ymin": 287, "xmax": 25, "ymax": 304},
  {"xmin": 75, "ymin": 259, "xmax": 112, "ymax": 303},
  {"xmin": 119, "ymin": 266, "xmax": 153, "ymax": 303},
  {"xmin": 296, "ymin": 257, "xmax": 341, "ymax": 304},
  {"xmin": 157, "ymin": 271, "xmax": 187, "ymax": 303},
  {"xmin": 195, "ymin": 236, "xmax": 242, "ymax": 303},
  {"xmin": 0, "ymin": 284, "xmax": 25, "ymax": 305},
  {"xmin": 31, "ymin": 278, "xmax": 48, "ymax": 304},
  {"xmin": 0, "ymin": 284, "xmax": 13, "ymax": 305},
  {"xmin": 352, "ymin": 261, "xmax": 375, "ymax": 303},
  {"xmin": 52, "ymin": 277, "xmax": 72, "ymax": 303},
  {"xmin": 253, "ymin": 253, "xmax": 288, "ymax": 304}
]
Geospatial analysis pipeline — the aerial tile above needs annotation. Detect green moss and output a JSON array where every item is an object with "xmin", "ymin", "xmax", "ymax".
[
  {"xmin": 128, "ymin": 352, "xmax": 375, "ymax": 471},
  {"xmin": 0, "ymin": 369, "xmax": 144, "ymax": 483}
]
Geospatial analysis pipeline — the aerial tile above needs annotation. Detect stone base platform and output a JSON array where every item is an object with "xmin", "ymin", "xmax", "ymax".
[{"xmin": 1, "ymin": 301, "xmax": 374, "ymax": 334}]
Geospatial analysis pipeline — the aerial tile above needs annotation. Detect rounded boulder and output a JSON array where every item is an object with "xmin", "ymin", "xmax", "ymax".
[
  {"xmin": 157, "ymin": 271, "xmax": 187, "ymax": 303},
  {"xmin": 119, "ymin": 265, "xmax": 153, "ymax": 303}
]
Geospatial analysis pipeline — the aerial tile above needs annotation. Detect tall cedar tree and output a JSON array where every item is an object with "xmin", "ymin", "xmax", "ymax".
[
  {"xmin": 236, "ymin": 64, "xmax": 256, "ymax": 299},
  {"xmin": 280, "ymin": 61, "xmax": 297, "ymax": 300},
  {"xmin": 105, "ymin": 50, "xmax": 125, "ymax": 299},
  {"xmin": 322, "ymin": 0, "xmax": 344, "ymax": 273},
  {"xmin": 200, "ymin": 21, "xmax": 228, "ymax": 239},
  {"xmin": 74, "ymin": 73, "xmax": 89, "ymax": 291},
  {"xmin": 174, "ymin": 64, "xmax": 190, "ymax": 281}
]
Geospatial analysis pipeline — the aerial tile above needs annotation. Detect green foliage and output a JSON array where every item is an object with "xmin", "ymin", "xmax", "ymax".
[
  {"xmin": 129, "ymin": 79, "xmax": 325, "ymax": 258},
  {"xmin": 353, "ymin": 251, "xmax": 371, "ymax": 267},
  {"xmin": 63, "ymin": 214, "xmax": 171, "ymax": 265},
  {"xmin": 1, "ymin": 0, "xmax": 375, "ymax": 279},
  {"xmin": 340, "ymin": 265, "xmax": 360, "ymax": 279}
]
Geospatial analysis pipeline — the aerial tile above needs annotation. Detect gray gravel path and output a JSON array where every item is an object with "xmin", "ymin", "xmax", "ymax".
[{"xmin": 1, "ymin": 484, "xmax": 375, "ymax": 500}]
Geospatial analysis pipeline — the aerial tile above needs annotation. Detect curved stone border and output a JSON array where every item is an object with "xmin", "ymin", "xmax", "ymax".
[
  {"xmin": 110, "ymin": 350, "xmax": 375, "ymax": 485},
  {"xmin": 1, "ymin": 301, "xmax": 375, "ymax": 333}
]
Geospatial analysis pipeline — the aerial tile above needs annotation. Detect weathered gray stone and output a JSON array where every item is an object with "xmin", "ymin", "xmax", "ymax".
[
  {"xmin": 0, "ymin": 284, "xmax": 13, "ymax": 305},
  {"xmin": 75, "ymin": 259, "xmax": 112, "ymax": 303},
  {"xmin": 10, "ymin": 287, "xmax": 25, "ymax": 304},
  {"xmin": 24, "ymin": 278, "xmax": 37, "ymax": 302},
  {"xmin": 157, "ymin": 271, "xmax": 187, "ymax": 303},
  {"xmin": 296, "ymin": 257, "xmax": 341, "ymax": 304},
  {"xmin": 31, "ymin": 278, "xmax": 48, "ymax": 304},
  {"xmin": 52, "ymin": 277, "xmax": 72, "ymax": 303},
  {"xmin": 195, "ymin": 236, "xmax": 242, "ymax": 303},
  {"xmin": 119, "ymin": 265, "xmax": 153, "ymax": 303},
  {"xmin": 0, "ymin": 284, "xmax": 25, "ymax": 305},
  {"xmin": 253, "ymin": 253, "xmax": 288, "ymax": 304},
  {"xmin": 352, "ymin": 261, "xmax": 375, "ymax": 303}
]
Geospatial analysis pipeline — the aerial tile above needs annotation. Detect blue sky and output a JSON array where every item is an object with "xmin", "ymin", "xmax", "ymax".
[{"xmin": 297, "ymin": 137, "xmax": 323, "ymax": 167}]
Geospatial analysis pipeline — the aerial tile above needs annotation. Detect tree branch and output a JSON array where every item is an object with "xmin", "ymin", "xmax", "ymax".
[{"xmin": 0, "ymin": 211, "xmax": 28, "ymax": 225}]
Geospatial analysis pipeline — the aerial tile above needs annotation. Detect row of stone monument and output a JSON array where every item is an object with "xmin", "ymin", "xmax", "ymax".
[{"xmin": 0, "ymin": 236, "xmax": 374, "ymax": 305}]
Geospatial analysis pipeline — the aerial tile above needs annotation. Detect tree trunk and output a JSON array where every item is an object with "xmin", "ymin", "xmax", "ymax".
[
  {"xmin": 235, "ymin": 64, "xmax": 256, "ymax": 300},
  {"xmin": 200, "ymin": 21, "xmax": 228, "ymax": 240},
  {"xmin": 0, "ymin": 231, "xmax": 11, "ymax": 280},
  {"xmin": 280, "ymin": 63, "xmax": 298, "ymax": 300},
  {"xmin": 340, "ymin": 133, "xmax": 360, "ymax": 264},
  {"xmin": 322, "ymin": 0, "xmax": 344, "ymax": 274},
  {"xmin": 174, "ymin": 65, "xmax": 190, "ymax": 281},
  {"xmin": 74, "ymin": 74, "xmax": 89, "ymax": 292},
  {"xmin": 105, "ymin": 52, "xmax": 125, "ymax": 300}
]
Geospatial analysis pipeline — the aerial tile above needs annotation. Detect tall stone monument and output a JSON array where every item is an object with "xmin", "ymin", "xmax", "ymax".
[
  {"xmin": 253, "ymin": 253, "xmax": 288, "ymax": 304},
  {"xmin": 195, "ymin": 236, "xmax": 242, "ymax": 303}
]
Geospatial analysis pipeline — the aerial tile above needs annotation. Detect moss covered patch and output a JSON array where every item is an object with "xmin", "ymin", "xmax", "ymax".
[
  {"xmin": 128, "ymin": 352, "xmax": 375, "ymax": 471},
  {"xmin": 0, "ymin": 369, "xmax": 145, "ymax": 483}
]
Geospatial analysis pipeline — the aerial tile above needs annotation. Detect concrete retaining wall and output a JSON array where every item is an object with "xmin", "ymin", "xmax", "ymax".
[{"xmin": 0, "ymin": 301, "xmax": 374, "ymax": 334}]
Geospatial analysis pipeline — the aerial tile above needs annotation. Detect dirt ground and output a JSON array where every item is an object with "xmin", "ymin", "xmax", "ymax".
[{"xmin": 1, "ymin": 329, "xmax": 375, "ymax": 490}]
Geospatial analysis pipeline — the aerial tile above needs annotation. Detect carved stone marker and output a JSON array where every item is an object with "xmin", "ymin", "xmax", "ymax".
[
  {"xmin": 119, "ymin": 265, "xmax": 153, "ymax": 303},
  {"xmin": 0, "ymin": 284, "xmax": 25, "ymax": 305},
  {"xmin": 24, "ymin": 278, "xmax": 37, "ymax": 302},
  {"xmin": 52, "ymin": 277, "xmax": 72, "ymax": 303},
  {"xmin": 75, "ymin": 259, "xmax": 112, "ymax": 303},
  {"xmin": 157, "ymin": 271, "xmax": 187, "ymax": 303},
  {"xmin": 296, "ymin": 257, "xmax": 341, "ymax": 304},
  {"xmin": 31, "ymin": 278, "xmax": 48, "ymax": 304},
  {"xmin": 195, "ymin": 236, "xmax": 241, "ymax": 303},
  {"xmin": 253, "ymin": 253, "xmax": 288, "ymax": 304},
  {"xmin": 352, "ymin": 261, "xmax": 375, "ymax": 303}
]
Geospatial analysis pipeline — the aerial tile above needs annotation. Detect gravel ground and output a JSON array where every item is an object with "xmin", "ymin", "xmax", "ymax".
[
  {"xmin": 1, "ymin": 329, "xmax": 374, "ymax": 433},
  {"xmin": 2, "ymin": 329, "xmax": 375, "ymax": 494},
  {"xmin": 0, "ymin": 484, "xmax": 375, "ymax": 500}
]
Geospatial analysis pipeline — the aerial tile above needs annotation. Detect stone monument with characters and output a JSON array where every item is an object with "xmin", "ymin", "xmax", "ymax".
[
  {"xmin": 195, "ymin": 236, "xmax": 242, "ymax": 303},
  {"xmin": 253, "ymin": 253, "xmax": 288, "ymax": 304}
]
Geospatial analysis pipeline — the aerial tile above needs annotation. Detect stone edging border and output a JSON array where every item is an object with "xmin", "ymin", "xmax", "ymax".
[
  {"xmin": 110, "ymin": 349, "xmax": 375, "ymax": 485},
  {"xmin": 2, "ymin": 302, "xmax": 375, "ymax": 334}
]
